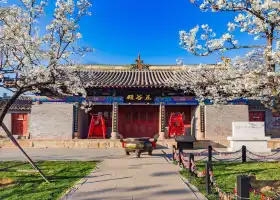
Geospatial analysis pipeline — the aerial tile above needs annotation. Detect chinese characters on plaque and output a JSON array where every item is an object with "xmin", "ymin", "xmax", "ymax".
[{"xmin": 124, "ymin": 94, "xmax": 154, "ymax": 103}]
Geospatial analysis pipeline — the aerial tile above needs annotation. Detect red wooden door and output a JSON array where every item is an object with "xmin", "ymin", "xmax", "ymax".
[
  {"xmin": 118, "ymin": 105, "xmax": 159, "ymax": 138},
  {"xmin": 249, "ymin": 111, "xmax": 265, "ymax": 122},
  {"xmin": 11, "ymin": 113, "xmax": 28, "ymax": 136}
]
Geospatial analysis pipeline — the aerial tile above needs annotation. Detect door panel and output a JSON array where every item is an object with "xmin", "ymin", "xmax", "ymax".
[
  {"xmin": 118, "ymin": 106, "xmax": 159, "ymax": 138},
  {"xmin": 11, "ymin": 113, "xmax": 28, "ymax": 136}
]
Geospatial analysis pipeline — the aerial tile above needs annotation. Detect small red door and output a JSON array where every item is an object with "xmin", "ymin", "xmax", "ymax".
[
  {"xmin": 166, "ymin": 106, "xmax": 192, "ymax": 136},
  {"xmin": 249, "ymin": 111, "xmax": 265, "ymax": 122},
  {"xmin": 166, "ymin": 106, "xmax": 192, "ymax": 126},
  {"xmin": 88, "ymin": 114, "xmax": 106, "ymax": 139},
  {"xmin": 11, "ymin": 113, "xmax": 28, "ymax": 136},
  {"xmin": 88, "ymin": 105, "xmax": 112, "ymax": 128}
]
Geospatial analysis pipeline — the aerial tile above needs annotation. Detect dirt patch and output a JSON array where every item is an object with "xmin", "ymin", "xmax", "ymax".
[
  {"xmin": 250, "ymin": 176, "xmax": 280, "ymax": 196},
  {"xmin": 256, "ymin": 181, "xmax": 280, "ymax": 193},
  {"xmin": 0, "ymin": 178, "xmax": 16, "ymax": 188}
]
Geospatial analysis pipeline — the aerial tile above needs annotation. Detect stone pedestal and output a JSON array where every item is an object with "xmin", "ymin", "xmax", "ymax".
[
  {"xmin": 111, "ymin": 132, "xmax": 119, "ymax": 139},
  {"xmin": 228, "ymin": 139, "xmax": 271, "ymax": 152},
  {"xmin": 73, "ymin": 132, "xmax": 81, "ymax": 139},
  {"xmin": 158, "ymin": 132, "xmax": 165, "ymax": 140},
  {"xmin": 227, "ymin": 122, "xmax": 271, "ymax": 152}
]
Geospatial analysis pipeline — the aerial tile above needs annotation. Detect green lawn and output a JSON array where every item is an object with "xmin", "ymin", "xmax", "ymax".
[
  {"xmin": 0, "ymin": 161, "xmax": 97, "ymax": 200},
  {"xmin": 180, "ymin": 161, "xmax": 280, "ymax": 200}
]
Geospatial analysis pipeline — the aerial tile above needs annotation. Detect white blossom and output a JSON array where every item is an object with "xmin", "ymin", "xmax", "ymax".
[
  {"xmin": 76, "ymin": 32, "xmax": 82, "ymax": 39},
  {"xmin": 227, "ymin": 22, "xmax": 236, "ymax": 32},
  {"xmin": 178, "ymin": 0, "xmax": 280, "ymax": 111},
  {"xmin": 277, "ymin": 41, "xmax": 280, "ymax": 51},
  {"xmin": 0, "ymin": 0, "xmax": 93, "ymax": 102}
]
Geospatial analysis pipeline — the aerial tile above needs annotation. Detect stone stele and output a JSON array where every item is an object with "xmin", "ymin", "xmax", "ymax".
[{"xmin": 227, "ymin": 122, "xmax": 271, "ymax": 152}]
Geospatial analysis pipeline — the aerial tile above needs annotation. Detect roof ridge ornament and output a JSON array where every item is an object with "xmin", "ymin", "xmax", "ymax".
[
  {"xmin": 221, "ymin": 56, "xmax": 231, "ymax": 66},
  {"xmin": 131, "ymin": 53, "xmax": 150, "ymax": 70}
]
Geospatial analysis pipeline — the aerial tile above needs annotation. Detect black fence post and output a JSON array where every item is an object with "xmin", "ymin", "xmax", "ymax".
[
  {"xmin": 188, "ymin": 153, "xmax": 194, "ymax": 173},
  {"xmin": 242, "ymin": 145, "xmax": 246, "ymax": 163},
  {"xmin": 208, "ymin": 145, "xmax": 212, "ymax": 162},
  {"xmin": 237, "ymin": 175, "xmax": 250, "ymax": 200},
  {"xmin": 172, "ymin": 145, "xmax": 176, "ymax": 161},
  {"xmin": 179, "ymin": 148, "xmax": 183, "ymax": 166},
  {"xmin": 205, "ymin": 161, "xmax": 211, "ymax": 195}
]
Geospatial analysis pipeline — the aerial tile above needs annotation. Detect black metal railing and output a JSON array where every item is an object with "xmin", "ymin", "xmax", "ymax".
[{"xmin": 172, "ymin": 145, "xmax": 280, "ymax": 200}]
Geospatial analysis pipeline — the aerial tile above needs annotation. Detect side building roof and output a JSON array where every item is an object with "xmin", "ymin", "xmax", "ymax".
[{"xmin": 0, "ymin": 96, "xmax": 32, "ymax": 112}]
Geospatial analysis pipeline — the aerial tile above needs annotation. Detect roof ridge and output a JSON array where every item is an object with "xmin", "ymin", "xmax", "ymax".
[
  {"xmin": 75, "ymin": 67, "xmax": 226, "ymax": 72},
  {"xmin": 69, "ymin": 63, "xmax": 217, "ymax": 66}
]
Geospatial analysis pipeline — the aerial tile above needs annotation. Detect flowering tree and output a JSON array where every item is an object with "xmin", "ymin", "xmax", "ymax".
[
  {"xmin": 0, "ymin": 0, "xmax": 92, "ymax": 181},
  {"xmin": 177, "ymin": 0, "xmax": 280, "ymax": 111}
]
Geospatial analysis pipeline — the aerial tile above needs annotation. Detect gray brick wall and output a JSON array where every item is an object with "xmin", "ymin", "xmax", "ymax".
[
  {"xmin": 29, "ymin": 103, "xmax": 73, "ymax": 139},
  {"xmin": 205, "ymin": 105, "xmax": 249, "ymax": 140},
  {"xmin": 0, "ymin": 113, "xmax": 11, "ymax": 138}
]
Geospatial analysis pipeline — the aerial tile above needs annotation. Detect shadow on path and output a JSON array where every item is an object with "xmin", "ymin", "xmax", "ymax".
[{"xmin": 85, "ymin": 176, "xmax": 132, "ymax": 184}]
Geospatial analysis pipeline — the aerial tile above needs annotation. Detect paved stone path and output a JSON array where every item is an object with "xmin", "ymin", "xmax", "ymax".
[
  {"xmin": 0, "ymin": 148, "xmax": 201, "ymax": 200},
  {"xmin": 65, "ymin": 151, "xmax": 199, "ymax": 200}
]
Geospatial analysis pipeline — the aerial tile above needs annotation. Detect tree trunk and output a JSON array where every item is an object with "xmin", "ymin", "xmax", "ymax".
[{"xmin": 0, "ymin": 87, "xmax": 49, "ymax": 183}]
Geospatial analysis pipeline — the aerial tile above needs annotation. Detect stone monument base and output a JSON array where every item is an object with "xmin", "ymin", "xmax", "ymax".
[
  {"xmin": 158, "ymin": 132, "xmax": 166, "ymax": 140},
  {"xmin": 110, "ymin": 132, "xmax": 120, "ymax": 139},
  {"xmin": 227, "ymin": 136, "xmax": 271, "ymax": 152}
]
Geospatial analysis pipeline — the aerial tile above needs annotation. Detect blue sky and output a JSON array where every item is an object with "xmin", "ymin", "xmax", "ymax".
[
  {"xmin": 6, "ymin": 0, "xmax": 257, "ymax": 65},
  {"xmin": 71, "ymin": 0, "xmax": 256, "ymax": 65},
  {"xmin": 1, "ymin": 0, "xmax": 258, "ymax": 96}
]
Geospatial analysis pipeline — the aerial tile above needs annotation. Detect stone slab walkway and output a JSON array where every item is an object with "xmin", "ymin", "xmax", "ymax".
[
  {"xmin": 0, "ymin": 148, "xmax": 124, "ymax": 161},
  {"xmin": 63, "ymin": 150, "xmax": 199, "ymax": 200}
]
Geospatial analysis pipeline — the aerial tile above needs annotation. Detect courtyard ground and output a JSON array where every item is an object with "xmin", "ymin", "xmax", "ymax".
[
  {"xmin": 0, "ymin": 148, "xmax": 123, "ymax": 161},
  {"xmin": 62, "ymin": 151, "xmax": 202, "ymax": 200},
  {"xmin": 0, "ymin": 148, "xmax": 201, "ymax": 200},
  {"xmin": 3, "ymin": 147, "xmax": 278, "ymax": 200}
]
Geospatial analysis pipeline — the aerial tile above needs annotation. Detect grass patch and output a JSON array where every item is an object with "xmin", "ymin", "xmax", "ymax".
[
  {"xmin": 0, "ymin": 161, "xmax": 97, "ymax": 200},
  {"xmin": 180, "ymin": 161, "xmax": 280, "ymax": 200},
  {"xmin": 181, "ymin": 168, "xmax": 219, "ymax": 200}
]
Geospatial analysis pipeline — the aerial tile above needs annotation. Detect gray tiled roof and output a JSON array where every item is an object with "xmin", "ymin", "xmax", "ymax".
[
  {"xmin": 0, "ymin": 96, "xmax": 32, "ymax": 112},
  {"xmin": 77, "ymin": 68, "xmax": 219, "ymax": 88}
]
